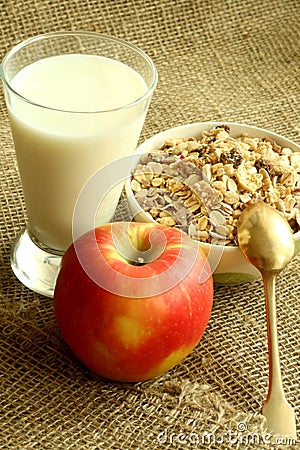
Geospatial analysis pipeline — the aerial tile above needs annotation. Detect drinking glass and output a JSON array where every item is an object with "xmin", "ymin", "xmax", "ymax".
[{"xmin": 0, "ymin": 31, "xmax": 157, "ymax": 297}]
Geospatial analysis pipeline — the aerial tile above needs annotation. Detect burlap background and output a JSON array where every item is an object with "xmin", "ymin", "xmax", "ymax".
[{"xmin": 0, "ymin": 1, "xmax": 299, "ymax": 449}]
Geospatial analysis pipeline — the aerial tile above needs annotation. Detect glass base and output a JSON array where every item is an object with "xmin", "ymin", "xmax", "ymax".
[{"xmin": 10, "ymin": 228, "xmax": 63, "ymax": 298}]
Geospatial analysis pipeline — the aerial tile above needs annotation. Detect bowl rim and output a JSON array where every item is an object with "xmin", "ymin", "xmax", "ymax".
[
  {"xmin": 126, "ymin": 121, "xmax": 300, "ymax": 248},
  {"xmin": 136, "ymin": 121, "xmax": 300, "ymax": 152}
]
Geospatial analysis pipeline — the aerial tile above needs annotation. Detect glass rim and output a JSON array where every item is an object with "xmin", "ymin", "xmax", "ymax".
[{"xmin": 0, "ymin": 30, "xmax": 158, "ymax": 114}]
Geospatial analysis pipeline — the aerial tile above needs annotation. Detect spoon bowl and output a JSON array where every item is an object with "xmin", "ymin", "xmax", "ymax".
[
  {"xmin": 237, "ymin": 201, "xmax": 296, "ymax": 439},
  {"xmin": 237, "ymin": 201, "xmax": 295, "ymax": 274}
]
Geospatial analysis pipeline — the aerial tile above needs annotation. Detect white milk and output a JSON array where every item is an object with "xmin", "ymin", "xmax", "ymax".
[{"xmin": 8, "ymin": 54, "xmax": 148, "ymax": 251}]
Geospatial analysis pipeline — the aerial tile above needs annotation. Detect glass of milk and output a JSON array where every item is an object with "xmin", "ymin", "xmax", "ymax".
[{"xmin": 1, "ymin": 31, "xmax": 157, "ymax": 297}]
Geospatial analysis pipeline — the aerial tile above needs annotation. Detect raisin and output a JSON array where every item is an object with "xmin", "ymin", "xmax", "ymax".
[
  {"xmin": 220, "ymin": 148, "xmax": 243, "ymax": 168},
  {"xmin": 254, "ymin": 158, "xmax": 275, "ymax": 178},
  {"xmin": 261, "ymin": 137, "xmax": 281, "ymax": 154},
  {"xmin": 215, "ymin": 124, "xmax": 231, "ymax": 133},
  {"xmin": 198, "ymin": 143, "xmax": 209, "ymax": 157}
]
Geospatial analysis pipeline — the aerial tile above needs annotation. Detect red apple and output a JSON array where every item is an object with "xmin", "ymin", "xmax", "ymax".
[{"xmin": 54, "ymin": 222, "xmax": 213, "ymax": 382}]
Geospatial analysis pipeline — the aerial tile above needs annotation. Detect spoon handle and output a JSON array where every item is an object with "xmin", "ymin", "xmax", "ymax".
[
  {"xmin": 263, "ymin": 274, "xmax": 283, "ymax": 395},
  {"xmin": 262, "ymin": 273, "xmax": 296, "ymax": 438}
]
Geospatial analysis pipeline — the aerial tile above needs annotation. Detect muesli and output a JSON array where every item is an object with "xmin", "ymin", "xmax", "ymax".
[{"xmin": 130, "ymin": 125, "xmax": 300, "ymax": 245}]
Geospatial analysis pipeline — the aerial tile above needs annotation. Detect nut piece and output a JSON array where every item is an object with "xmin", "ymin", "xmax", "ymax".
[{"xmin": 235, "ymin": 166, "xmax": 263, "ymax": 193}]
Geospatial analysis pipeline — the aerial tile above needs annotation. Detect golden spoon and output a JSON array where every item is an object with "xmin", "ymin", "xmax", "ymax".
[{"xmin": 237, "ymin": 201, "xmax": 296, "ymax": 439}]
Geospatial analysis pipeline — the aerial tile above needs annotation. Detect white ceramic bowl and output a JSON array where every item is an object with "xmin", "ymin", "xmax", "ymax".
[{"xmin": 125, "ymin": 122, "xmax": 300, "ymax": 285}]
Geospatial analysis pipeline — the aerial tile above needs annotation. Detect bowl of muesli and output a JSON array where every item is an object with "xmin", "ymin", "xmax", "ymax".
[{"xmin": 125, "ymin": 122, "xmax": 300, "ymax": 285}]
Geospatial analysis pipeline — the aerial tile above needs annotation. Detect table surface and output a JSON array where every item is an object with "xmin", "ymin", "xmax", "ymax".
[{"xmin": 0, "ymin": 1, "xmax": 299, "ymax": 449}]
